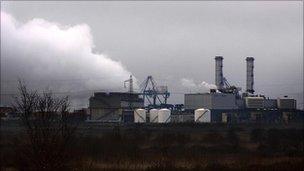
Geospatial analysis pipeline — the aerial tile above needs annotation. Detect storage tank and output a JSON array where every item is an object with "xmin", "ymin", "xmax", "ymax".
[
  {"xmin": 149, "ymin": 109, "xmax": 159, "ymax": 123},
  {"xmin": 134, "ymin": 109, "xmax": 146, "ymax": 123},
  {"xmin": 158, "ymin": 108, "xmax": 171, "ymax": 123},
  {"xmin": 194, "ymin": 108, "xmax": 211, "ymax": 122}
]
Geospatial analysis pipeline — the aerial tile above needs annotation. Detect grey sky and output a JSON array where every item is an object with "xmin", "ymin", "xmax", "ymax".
[{"xmin": 1, "ymin": 1, "xmax": 303, "ymax": 108}]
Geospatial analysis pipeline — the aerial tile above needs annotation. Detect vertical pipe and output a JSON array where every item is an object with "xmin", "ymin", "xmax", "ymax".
[
  {"xmin": 246, "ymin": 57, "xmax": 255, "ymax": 94},
  {"xmin": 215, "ymin": 56, "xmax": 224, "ymax": 90}
]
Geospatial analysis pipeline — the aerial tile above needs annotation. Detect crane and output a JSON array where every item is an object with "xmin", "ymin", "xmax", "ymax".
[
  {"xmin": 221, "ymin": 77, "xmax": 241, "ymax": 97},
  {"xmin": 138, "ymin": 76, "xmax": 170, "ymax": 109}
]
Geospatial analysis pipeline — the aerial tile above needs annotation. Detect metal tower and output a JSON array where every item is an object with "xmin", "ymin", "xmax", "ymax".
[
  {"xmin": 139, "ymin": 76, "xmax": 170, "ymax": 108},
  {"xmin": 124, "ymin": 75, "xmax": 133, "ymax": 93}
]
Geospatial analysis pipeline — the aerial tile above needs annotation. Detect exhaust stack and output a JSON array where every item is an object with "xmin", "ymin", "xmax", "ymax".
[
  {"xmin": 246, "ymin": 57, "xmax": 255, "ymax": 94},
  {"xmin": 215, "ymin": 56, "xmax": 224, "ymax": 90}
]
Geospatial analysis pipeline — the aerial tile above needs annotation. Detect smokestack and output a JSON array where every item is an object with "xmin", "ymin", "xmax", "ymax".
[
  {"xmin": 246, "ymin": 57, "xmax": 255, "ymax": 94},
  {"xmin": 129, "ymin": 75, "xmax": 133, "ymax": 93},
  {"xmin": 215, "ymin": 56, "xmax": 224, "ymax": 90}
]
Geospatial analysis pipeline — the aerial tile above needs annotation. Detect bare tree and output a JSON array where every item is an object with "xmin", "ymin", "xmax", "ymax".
[{"xmin": 13, "ymin": 81, "xmax": 78, "ymax": 170}]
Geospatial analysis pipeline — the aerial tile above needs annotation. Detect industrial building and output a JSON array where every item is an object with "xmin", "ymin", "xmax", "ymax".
[
  {"xmin": 88, "ymin": 74, "xmax": 171, "ymax": 122},
  {"xmin": 89, "ymin": 92, "xmax": 144, "ymax": 121},
  {"xmin": 87, "ymin": 55, "xmax": 302, "ymax": 124},
  {"xmin": 184, "ymin": 56, "xmax": 301, "ymax": 123},
  {"xmin": 277, "ymin": 97, "xmax": 297, "ymax": 109},
  {"xmin": 185, "ymin": 93, "xmax": 238, "ymax": 110}
]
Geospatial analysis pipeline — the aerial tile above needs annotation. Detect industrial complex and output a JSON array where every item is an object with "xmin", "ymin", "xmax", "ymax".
[
  {"xmin": 86, "ymin": 56, "xmax": 303, "ymax": 124},
  {"xmin": 2, "ymin": 56, "xmax": 301, "ymax": 123},
  {"xmin": 1, "ymin": 55, "xmax": 301, "ymax": 123}
]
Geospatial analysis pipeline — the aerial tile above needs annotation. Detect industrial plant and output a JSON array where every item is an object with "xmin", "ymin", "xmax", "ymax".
[{"xmin": 87, "ymin": 56, "xmax": 303, "ymax": 124}]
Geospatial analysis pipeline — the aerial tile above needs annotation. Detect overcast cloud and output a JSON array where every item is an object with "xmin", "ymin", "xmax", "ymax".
[{"xmin": 1, "ymin": 1, "xmax": 303, "ymax": 109}]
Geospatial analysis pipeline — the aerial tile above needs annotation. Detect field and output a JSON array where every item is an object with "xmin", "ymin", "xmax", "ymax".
[{"xmin": 1, "ymin": 121, "xmax": 304, "ymax": 170}]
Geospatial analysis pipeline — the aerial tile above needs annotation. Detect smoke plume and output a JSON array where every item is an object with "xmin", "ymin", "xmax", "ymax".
[
  {"xmin": 1, "ymin": 11, "xmax": 135, "ymax": 108},
  {"xmin": 200, "ymin": 81, "xmax": 217, "ymax": 90},
  {"xmin": 181, "ymin": 78, "xmax": 217, "ymax": 93},
  {"xmin": 180, "ymin": 78, "xmax": 197, "ymax": 89}
]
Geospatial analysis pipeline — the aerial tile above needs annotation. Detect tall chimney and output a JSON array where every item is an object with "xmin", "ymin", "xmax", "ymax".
[
  {"xmin": 246, "ymin": 57, "xmax": 254, "ymax": 94},
  {"xmin": 215, "ymin": 56, "xmax": 224, "ymax": 90},
  {"xmin": 129, "ymin": 75, "xmax": 133, "ymax": 93}
]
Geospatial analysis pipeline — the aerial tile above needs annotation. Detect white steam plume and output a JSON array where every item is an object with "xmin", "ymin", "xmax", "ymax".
[
  {"xmin": 1, "ymin": 11, "xmax": 136, "ymax": 108},
  {"xmin": 181, "ymin": 78, "xmax": 217, "ymax": 93},
  {"xmin": 181, "ymin": 78, "xmax": 197, "ymax": 89},
  {"xmin": 200, "ymin": 81, "xmax": 217, "ymax": 90}
]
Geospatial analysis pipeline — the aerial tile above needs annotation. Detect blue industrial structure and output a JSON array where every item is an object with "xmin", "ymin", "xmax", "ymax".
[{"xmin": 139, "ymin": 75, "xmax": 170, "ymax": 109}]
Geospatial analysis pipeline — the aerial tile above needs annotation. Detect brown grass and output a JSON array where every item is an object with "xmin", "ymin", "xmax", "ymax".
[{"xmin": 1, "ymin": 122, "xmax": 304, "ymax": 170}]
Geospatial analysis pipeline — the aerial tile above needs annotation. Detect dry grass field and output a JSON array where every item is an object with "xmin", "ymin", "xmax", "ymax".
[{"xmin": 1, "ymin": 121, "xmax": 304, "ymax": 170}]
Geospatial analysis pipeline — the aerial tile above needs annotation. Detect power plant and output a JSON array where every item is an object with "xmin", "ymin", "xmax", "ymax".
[
  {"xmin": 86, "ymin": 56, "xmax": 302, "ymax": 124},
  {"xmin": 183, "ymin": 56, "xmax": 300, "ymax": 123}
]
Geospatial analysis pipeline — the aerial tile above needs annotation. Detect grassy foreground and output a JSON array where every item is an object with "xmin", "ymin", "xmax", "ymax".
[{"xmin": 1, "ymin": 122, "xmax": 304, "ymax": 170}]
